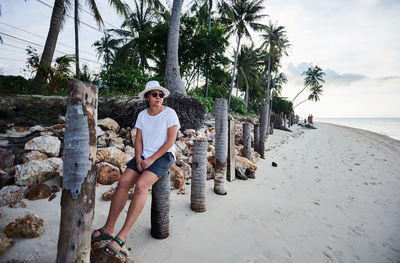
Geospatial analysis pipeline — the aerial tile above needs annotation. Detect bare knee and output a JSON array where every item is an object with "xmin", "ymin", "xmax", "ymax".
[
  {"xmin": 117, "ymin": 172, "xmax": 136, "ymax": 191},
  {"xmin": 135, "ymin": 180, "xmax": 151, "ymax": 195}
]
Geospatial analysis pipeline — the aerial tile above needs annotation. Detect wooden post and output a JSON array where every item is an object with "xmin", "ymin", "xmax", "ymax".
[
  {"xmin": 242, "ymin": 122, "xmax": 251, "ymax": 160},
  {"xmin": 151, "ymin": 170, "xmax": 171, "ymax": 239},
  {"xmin": 214, "ymin": 98, "xmax": 227, "ymax": 195},
  {"xmin": 191, "ymin": 140, "xmax": 208, "ymax": 212},
  {"xmin": 284, "ymin": 114, "xmax": 287, "ymax": 128},
  {"xmin": 56, "ymin": 80, "xmax": 98, "ymax": 263},
  {"xmin": 227, "ymin": 118, "xmax": 235, "ymax": 182},
  {"xmin": 253, "ymin": 123, "xmax": 259, "ymax": 152}
]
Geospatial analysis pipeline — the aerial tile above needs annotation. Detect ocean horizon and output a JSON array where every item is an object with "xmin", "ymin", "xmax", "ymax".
[{"xmin": 314, "ymin": 118, "xmax": 400, "ymax": 141}]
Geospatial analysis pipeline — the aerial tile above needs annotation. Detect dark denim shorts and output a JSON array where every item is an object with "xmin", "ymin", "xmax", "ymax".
[{"xmin": 126, "ymin": 152, "xmax": 175, "ymax": 179}]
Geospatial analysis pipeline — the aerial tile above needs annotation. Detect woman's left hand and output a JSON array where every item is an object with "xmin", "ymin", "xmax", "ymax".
[{"xmin": 142, "ymin": 156, "xmax": 155, "ymax": 169}]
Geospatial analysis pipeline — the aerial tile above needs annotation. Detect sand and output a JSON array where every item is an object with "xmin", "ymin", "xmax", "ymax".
[{"xmin": 1, "ymin": 123, "xmax": 400, "ymax": 263}]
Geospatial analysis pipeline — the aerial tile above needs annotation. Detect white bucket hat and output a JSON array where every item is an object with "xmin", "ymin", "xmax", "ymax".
[{"xmin": 138, "ymin": 80, "xmax": 170, "ymax": 100}]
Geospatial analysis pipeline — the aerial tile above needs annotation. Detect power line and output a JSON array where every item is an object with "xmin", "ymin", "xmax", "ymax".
[
  {"xmin": 0, "ymin": 21, "xmax": 96, "ymax": 57},
  {"xmin": 0, "ymin": 31, "xmax": 101, "ymax": 65}
]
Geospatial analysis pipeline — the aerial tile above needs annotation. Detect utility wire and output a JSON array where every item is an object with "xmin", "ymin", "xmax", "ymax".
[
  {"xmin": 0, "ymin": 21, "xmax": 96, "ymax": 57},
  {"xmin": 0, "ymin": 31, "xmax": 100, "ymax": 65}
]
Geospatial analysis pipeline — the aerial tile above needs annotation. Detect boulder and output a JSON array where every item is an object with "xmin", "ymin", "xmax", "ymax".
[
  {"xmin": 96, "ymin": 147, "xmax": 131, "ymax": 172},
  {"xmin": 25, "ymin": 184, "xmax": 53, "ymax": 200},
  {"xmin": 170, "ymin": 164, "xmax": 184, "ymax": 189},
  {"xmin": 9, "ymin": 201, "xmax": 27, "ymax": 208},
  {"xmin": 98, "ymin": 118, "xmax": 120, "ymax": 132},
  {"xmin": 21, "ymin": 150, "xmax": 48, "ymax": 163},
  {"xmin": 176, "ymin": 161, "xmax": 191, "ymax": 180},
  {"xmin": 96, "ymin": 126, "xmax": 105, "ymax": 138},
  {"xmin": 0, "ymin": 170, "xmax": 13, "ymax": 188},
  {"xmin": 47, "ymin": 157, "xmax": 63, "ymax": 170},
  {"xmin": 175, "ymin": 140, "xmax": 187, "ymax": 151},
  {"xmin": 97, "ymin": 135, "xmax": 107, "ymax": 148},
  {"xmin": 24, "ymin": 135, "xmax": 61, "ymax": 157},
  {"xmin": 184, "ymin": 129, "xmax": 196, "ymax": 137},
  {"xmin": 29, "ymin": 125, "xmax": 46, "ymax": 132},
  {"xmin": 96, "ymin": 162, "xmax": 121, "ymax": 185},
  {"xmin": 235, "ymin": 156, "xmax": 257, "ymax": 170},
  {"xmin": 124, "ymin": 146, "xmax": 135, "ymax": 158},
  {"xmin": 49, "ymin": 123, "xmax": 65, "ymax": 131},
  {"xmin": 102, "ymin": 185, "xmax": 134, "ymax": 201},
  {"xmin": 91, "ymin": 240, "xmax": 134, "ymax": 263},
  {"xmin": 15, "ymin": 160, "xmax": 58, "ymax": 187},
  {"xmin": 235, "ymin": 162, "xmax": 248, "ymax": 180},
  {"xmin": 206, "ymin": 161, "xmax": 216, "ymax": 180},
  {"xmin": 252, "ymin": 152, "xmax": 261, "ymax": 163},
  {"xmin": 4, "ymin": 213, "xmax": 45, "ymax": 238},
  {"xmin": 0, "ymin": 147, "xmax": 15, "ymax": 170},
  {"xmin": 0, "ymin": 233, "xmax": 14, "ymax": 256},
  {"xmin": 0, "ymin": 185, "xmax": 25, "ymax": 207},
  {"xmin": 104, "ymin": 131, "xmax": 125, "ymax": 150},
  {"xmin": 130, "ymin": 129, "xmax": 136, "ymax": 146}
]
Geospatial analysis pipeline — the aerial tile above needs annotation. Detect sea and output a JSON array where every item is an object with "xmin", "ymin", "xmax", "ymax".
[{"xmin": 314, "ymin": 118, "xmax": 400, "ymax": 141}]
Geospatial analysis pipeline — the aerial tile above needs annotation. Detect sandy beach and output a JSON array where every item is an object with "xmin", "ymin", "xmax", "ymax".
[{"xmin": 1, "ymin": 122, "xmax": 400, "ymax": 263}]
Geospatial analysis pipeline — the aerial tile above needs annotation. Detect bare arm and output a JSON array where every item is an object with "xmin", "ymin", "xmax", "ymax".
[
  {"xmin": 135, "ymin": 128, "xmax": 144, "ymax": 172},
  {"xmin": 141, "ymin": 125, "xmax": 179, "ymax": 169}
]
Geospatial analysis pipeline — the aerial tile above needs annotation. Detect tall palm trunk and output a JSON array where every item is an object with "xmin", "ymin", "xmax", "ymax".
[
  {"xmin": 227, "ymin": 35, "xmax": 241, "ymax": 107},
  {"xmin": 166, "ymin": 0, "xmax": 185, "ymax": 94},
  {"xmin": 204, "ymin": 0, "xmax": 212, "ymax": 98},
  {"xmin": 214, "ymin": 98, "xmax": 228, "ymax": 195},
  {"xmin": 32, "ymin": 0, "xmax": 65, "ymax": 91},
  {"xmin": 74, "ymin": 0, "xmax": 80, "ymax": 80},
  {"xmin": 260, "ymin": 45, "xmax": 271, "ymax": 137},
  {"xmin": 292, "ymin": 84, "xmax": 308, "ymax": 102},
  {"xmin": 257, "ymin": 102, "xmax": 268, "ymax": 158}
]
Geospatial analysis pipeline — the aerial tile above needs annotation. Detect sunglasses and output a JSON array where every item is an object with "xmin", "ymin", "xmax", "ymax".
[{"xmin": 151, "ymin": 92, "xmax": 165, "ymax": 98}]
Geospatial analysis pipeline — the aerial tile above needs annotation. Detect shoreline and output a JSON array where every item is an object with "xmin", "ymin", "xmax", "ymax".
[{"xmin": 1, "ymin": 123, "xmax": 400, "ymax": 262}]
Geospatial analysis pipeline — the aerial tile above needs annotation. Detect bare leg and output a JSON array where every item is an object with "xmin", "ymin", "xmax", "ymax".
[
  {"xmin": 107, "ymin": 171, "xmax": 159, "ymax": 251},
  {"xmin": 93, "ymin": 168, "xmax": 140, "ymax": 238}
]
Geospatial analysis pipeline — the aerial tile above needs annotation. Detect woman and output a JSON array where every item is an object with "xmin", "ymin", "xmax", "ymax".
[{"xmin": 92, "ymin": 80, "xmax": 180, "ymax": 257}]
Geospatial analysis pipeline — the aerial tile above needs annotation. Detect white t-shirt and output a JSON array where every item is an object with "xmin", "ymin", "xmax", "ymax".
[{"xmin": 135, "ymin": 106, "xmax": 180, "ymax": 158}]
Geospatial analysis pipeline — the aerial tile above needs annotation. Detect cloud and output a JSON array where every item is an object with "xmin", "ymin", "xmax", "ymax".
[{"xmin": 374, "ymin": 76, "xmax": 400, "ymax": 82}]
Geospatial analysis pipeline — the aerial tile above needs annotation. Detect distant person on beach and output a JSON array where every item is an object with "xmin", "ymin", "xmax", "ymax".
[
  {"xmin": 92, "ymin": 80, "xmax": 180, "ymax": 257},
  {"xmin": 310, "ymin": 114, "xmax": 313, "ymax": 124}
]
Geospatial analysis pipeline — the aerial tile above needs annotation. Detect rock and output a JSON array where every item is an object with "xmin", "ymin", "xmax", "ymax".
[
  {"xmin": 29, "ymin": 125, "xmax": 46, "ymax": 132},
  {"xmin": 252, "ymin": 152, "xmax": 261, "ymax": 163},
  {"xmin": 24, "ymin": 135, "xmax": 61, "ymax": 157},
  {"xmin": 20, "ymin": 150, "xmax": 48, "ymax": 163},
  {"xmin": 206, "ymin": 161, "xmax": 215, "ymax": 180},
  {"xmin": 15, "ymin": 160, "xmax": 58, "ymax": 187},
  {"xmin": 236, "ymin": 156, "xmax": 257, "ymax": 170},
  {"xmin": 0, "ymin": 147, "xmax": 15, "ymax": 170},
  {"xmin": 124, "ymin": 146, "xmax": 135, "ymax": 157},
  {"xmin": 0, "ymin": 170, "xmax": 13, "ymax": 188},
  {"xmin": 25, "ymin": 184, "xmax": 53, "ymax": 200},
  {"xmin": 184, "ymin": 129, "xmax": 196, "ymax": 137},
  {"xmin": 49, "ymin": 124, "xmax": 65, "ymax": 130},
  {"xmin": 246, "ymin": 168, "xmax": 256, "ymax": 179},
  {"xmin": 96, "ymin": 126, "xmax": 105, "ymax": 138},
  {"xmin": 91, "ymin": 240, "xmax": 134, "ymax": 263},
  {"xmin": 9, "ymin": 201, "xmax": 27, "ymax": 208},
  {"xmin": 176, "ymin": 141, "xmax": 187, "ymax": 151},
  {"xmin": 272, "ymin": 162, "xmax": 277, "ymax": 167},
  {"xmin": 47, "ymin": 157, "xmax": 63, "ymax": 170},
  {"xmin": 96, "ymin": 147, "xmax": 131, "ymax": 172},
  {"xmin": 170, "ymin": 164, "xmax": 185, "ymax": 189},
  {"xmin": 235, "ymin": 162, "xmax": 248, "ymax": 180},
  {"xmin": 4, "ymin": 213, "xmax": 45, "ymax": 238},
  {"xmin": 98, "ymin": 118, "xmax": 120, "ymax": 132},
  {"xmin": 179, "ymin": 161, "xmax": 192, "ymax": 180},
  {"xmin": 130, "ymin": 129, "xmax": 136, "ymax": 146},
  {"xmin": 179, "ymin": 187, "xmax": 186, "ymax": 195},
  {"xmin": 0, "ymin": 185, "xmax": 25, "ymax": 207},
  {"xmin": 96, "ymin": 162, "xmax": 121, "ymax": 185},
  {"xmin": 104, "ymin": 131, "xmax": 125, "ymax": 150},
  {"xmin": 0, "ymin": 232, "xmax": 14, "ymax": 256},
  {"xmin": 97, "ymin": 135, "xmax": 107, "ymax": 148},
  {"xmin": 102, "ymin": 185, "xmax": 134, "ymax": 201}
]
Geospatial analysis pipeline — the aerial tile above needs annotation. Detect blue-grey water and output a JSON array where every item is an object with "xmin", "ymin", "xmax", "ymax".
[{"xmin": 314, "ymin": 118, "xmax": 400, "ymax": 141}]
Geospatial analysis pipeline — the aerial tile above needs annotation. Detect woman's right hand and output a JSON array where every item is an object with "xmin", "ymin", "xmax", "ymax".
[{"xmin": 137, "ymin": 158, "xmax": 143, "ymax": 172}]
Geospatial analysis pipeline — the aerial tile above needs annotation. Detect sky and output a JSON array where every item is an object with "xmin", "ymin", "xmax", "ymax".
[{"xmin": 0, "ymin": 0, "xmax": 399, "ymax": 118}]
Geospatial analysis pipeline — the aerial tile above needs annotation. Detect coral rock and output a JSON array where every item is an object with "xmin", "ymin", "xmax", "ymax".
[
  {"xmin": 235, "ymin": 156, "xmax": 257, "ymax": 170},
  {"xmin": 0, "ymin": 185, "xmax": 25, "ymax": 207},
  {"xmin": 0, "ymin": 170, "xmax": 13, "ymax": 188},
  {"xmin": 98, "ymin": 118, "xmax": 120, "ymax": 132},
  {"xmin": 183, "ymin": 129, "xmax": 196, "ymax": 137},
  {"xmin": 25, "ymin": 184, "xmax": 52, "ymax": 200},
  {"xmin": 91, "ymin": 240, "xmax": 134, "ymax": 263},
  {"xmin": 96, "ymin": 147, "xmax": 131, "ymax": 172},
  {"xmin": 4, "ymin": 213, "xmax": 45, "ymax": 238},
  {"xmin": 96, "ymin": 162, "xmax": 121, "ymax": 185},
  {"xmin": 0, "ymin": 232, "xmax": 14, "ymax": 255},
  {"xmin": 24, "ymin": 135, "xmax": 61, "ymax": 157},
  {"xmin": 9, "ymin": 201, "xmax": 27, "ymax": 208},
  {"xmin": 20, "ymin": 150, "xmax": 48, "ymax": 163},
  {"xmin": 170, "ymin": 164, "xmax": 184, "ymax": 189},
  {"xmin": 15, "ymin": 160, "xmax": 58, "ymax": 187}
]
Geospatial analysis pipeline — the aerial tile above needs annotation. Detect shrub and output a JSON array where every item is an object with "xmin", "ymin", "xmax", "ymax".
[{"xmin": 230, "ymin": 96, "xmax": 247, "ymax": 114}]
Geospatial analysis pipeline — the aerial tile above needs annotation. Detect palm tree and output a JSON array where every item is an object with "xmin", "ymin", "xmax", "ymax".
[
  {"xmin": 191, "ymin": 140, "xmax": 208, "ymax": 212},
  {"xmin": 166, "ymin": 0, "xmax": 186, "ymax": 94},
  {"xmin": 214, "ymin": 98, "xmax": 228, "ymax": 195},
  {"xmin": 218, "ymin": 0, "xmax": 267, "ymax": 107},
  {"xmin": 294, "ymin": 84, "xmax": 324, "ymax": 108},
  {"xmin": 92, "ymin": 32, "xmax": 123, "ymax": 69},
  {"xmin": 292, "ymin": 65, "xmax": 325, "ymax": 102}
]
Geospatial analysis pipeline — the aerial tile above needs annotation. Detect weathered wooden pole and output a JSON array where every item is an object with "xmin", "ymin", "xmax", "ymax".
[
  {"xmin": 151, "ymin": 170, "xmax": 171, "ymax": 239},
  {"xmin": 243, "ymin": 122, "xmax": 251, "ymax": 160},
  {"xmin": 191, "ymin": 140, "xmax": 208, "ymax": 212},
  {"xmin": 56, "ymin": 80, "xmax": 97, "ymax": 263},
  {"xmin": 253, "ymin": 123, "xmax": 259, "ymax": 152},
  {"xmin": 214, "ymin": 98, "xmax": 227, "ymax": 195},
  {"xmin": 227, "ymin": 118, "xmax": 235, "ymax": 182}
]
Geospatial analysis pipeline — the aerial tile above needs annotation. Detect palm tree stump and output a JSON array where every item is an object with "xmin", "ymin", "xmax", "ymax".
[
  {"xmin": 151, "ymin": 170, "xmax": 171, "ymax": 239},
  {"xmin": 214, "ymin": 98, "xmax": 228, "ymax": 195},
  {"xmin": 227, "ymin": 118, "xmax": 236, "ymax": 182},
  {"xmin": 254, "ymin": 123, "xmax": 259, "ymax": 152},
  {"xmin": 243, "ymin": 122, "xmax": 251, "ymax": 160},
  {"xmin": 191, "ymin": 140, "xmax": 208, "ymax": 212}
]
